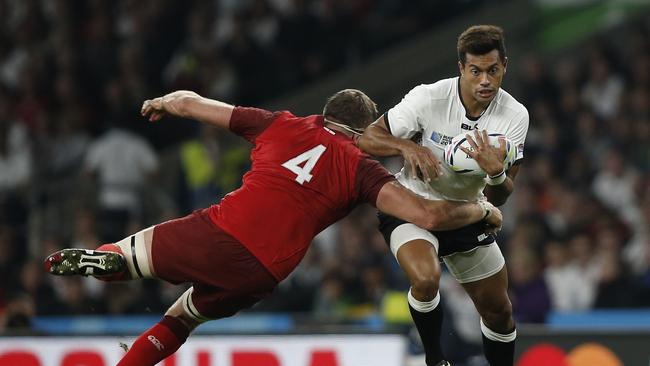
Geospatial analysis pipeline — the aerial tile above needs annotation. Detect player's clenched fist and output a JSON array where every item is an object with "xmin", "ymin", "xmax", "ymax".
[
  {"xmin": 141, "ymin": 90, "xmax": 200, "ymax": 122},
  {"xmin": 141, "ymin": 97, "xmax": 167, "ymax": 122},
  {"xmin": 478, "ymin": 200, "xmax": 502, "ymax": 234}
]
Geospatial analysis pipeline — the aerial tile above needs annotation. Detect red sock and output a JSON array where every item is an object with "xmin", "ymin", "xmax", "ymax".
[
  {"xmin": 117, "ymin": 316, "xmax": 190, "ymax": 366},
  {"xmin": 95, "ymin": 243, "xmax": 130, "ymax": 281}
]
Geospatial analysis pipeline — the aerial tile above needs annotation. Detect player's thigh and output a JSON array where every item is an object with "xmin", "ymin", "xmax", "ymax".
[
  {"xmin": 379, "ymin": 211, "xmax": 442, "ymax": 283},
  {"xmin": 379, "ymin": 212, "xmax": 440, "ymax": 262},
  {"xmin": 149, "ymin": 209, "xmax": 262, "ymax": 288},
  {"xmin": 112, "ymin": 209, "xmax": 223, "ymax": 283},
  {"xmin": 396, "ymin": 239, "xmax": 442, "ymax": 284}
]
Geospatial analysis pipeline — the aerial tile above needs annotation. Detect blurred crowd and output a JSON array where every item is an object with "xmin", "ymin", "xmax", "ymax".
[
  {"xmin": 0, "ymin": 0, "xmax": 484, "ymax": 330},
  {"xmin": 0, "ymin": 0, "xmax": 649, "ymax": 337},
  {"xmin": 507, "ymin": 24, "xmax": 650, "ymax": 320}
]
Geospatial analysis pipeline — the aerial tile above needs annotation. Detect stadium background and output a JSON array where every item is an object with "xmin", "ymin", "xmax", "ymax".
[{"xmin": 0, "ymin": 0, "xmax": 649, "ymax": 365}]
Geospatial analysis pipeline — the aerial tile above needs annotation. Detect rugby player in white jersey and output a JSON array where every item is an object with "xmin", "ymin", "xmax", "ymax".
[{"xmin": 358, "ymin": 25, "xmax": 529, "ymax": 366}]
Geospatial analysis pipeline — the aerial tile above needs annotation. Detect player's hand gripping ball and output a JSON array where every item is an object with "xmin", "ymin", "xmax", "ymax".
[{"xmin": 443, "ymin": 133, "xmax": 516, "ymax": 176}]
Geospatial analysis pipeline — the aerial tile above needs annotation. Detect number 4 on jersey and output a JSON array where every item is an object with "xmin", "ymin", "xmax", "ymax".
[{"xmin": 282, "ymin": 145, "xmax": 326, "ymax": 184}]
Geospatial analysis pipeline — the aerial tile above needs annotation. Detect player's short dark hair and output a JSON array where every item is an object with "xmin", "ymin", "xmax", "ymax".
[
  {"xmin": 322, "ymin": 89, "xmax": 378, "ymax": 130},
  {"xmin": 457, "ymin": 25, "xmax": 506, "ymax": 64}
]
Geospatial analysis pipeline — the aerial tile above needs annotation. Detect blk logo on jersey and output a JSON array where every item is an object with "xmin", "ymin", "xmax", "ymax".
[{"xmin": 461, "ymin": 123, "xmax": 479, "ymax": 130}]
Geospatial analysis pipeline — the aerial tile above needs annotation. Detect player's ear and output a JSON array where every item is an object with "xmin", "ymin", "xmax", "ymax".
[
  {"xmin": 502, "ymin": 57, "xmax": 508, "ymax": 75},
  {"xmin": 458, "ymin": 61, "xmax": 464, "ymax": 76}
]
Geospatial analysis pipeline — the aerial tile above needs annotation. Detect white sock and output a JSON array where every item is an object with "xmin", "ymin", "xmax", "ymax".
[
  {"xmin": 407, "ymin": 288, "xmax": 440, "ymax": 313},
  {"xmin": 480, "ymin": 318, "xmax": 517, "ymax": 342}
]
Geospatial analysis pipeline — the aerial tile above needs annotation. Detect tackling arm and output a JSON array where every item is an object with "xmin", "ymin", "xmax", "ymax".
[
  {"xmin": 358, "ymin": 115, "xmax": 411, "ymax": 156},
  {"xmin": 375, "ymin": 181, "xmax": 502, "ymax": 232},
  {"xmin": 141, "ymin": 90, "xmax": 234, "ymax": 129},
  {"xmin": 358, "ymin": 115, "xmax": 442, "ymax": 181}
]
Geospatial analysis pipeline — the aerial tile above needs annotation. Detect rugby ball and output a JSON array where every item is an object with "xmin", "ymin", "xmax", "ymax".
[{"xmin": 443, "ymin": 133, "xmax": 516, "ymax": 176}]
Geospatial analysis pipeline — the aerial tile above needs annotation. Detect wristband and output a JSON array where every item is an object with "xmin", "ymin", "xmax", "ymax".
[{"xmin": 485, "ymin": 169, "xmax": 506, "ymax": 186}]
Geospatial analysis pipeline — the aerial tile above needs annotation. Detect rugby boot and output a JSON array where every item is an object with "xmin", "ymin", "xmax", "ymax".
[{"xmin": 44, "ymin": 248, "xmax": 126, "ymax": 277}]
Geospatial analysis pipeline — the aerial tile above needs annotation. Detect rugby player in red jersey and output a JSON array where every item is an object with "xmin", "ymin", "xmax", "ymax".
[{"xmin": 44, "ymin": 89, "xmax": 502, "ymax": 366}]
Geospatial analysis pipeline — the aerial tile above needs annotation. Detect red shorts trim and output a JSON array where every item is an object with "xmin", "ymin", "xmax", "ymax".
[{"xmin": 152, "ymin": 209, "xmax": 277, "ymax": 318}]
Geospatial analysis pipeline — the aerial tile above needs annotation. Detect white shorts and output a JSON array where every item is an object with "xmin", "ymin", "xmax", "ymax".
[{"xmin": 389, "ymin": 223, "xmax": 505, "ymax": 283}]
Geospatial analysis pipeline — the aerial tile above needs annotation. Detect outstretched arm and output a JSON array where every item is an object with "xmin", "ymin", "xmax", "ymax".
[
  {"xmin": 358, "ymin": 115, "xmax": 442, "ymax": 182},
  {"xmin": 375, "ymin": 181, "xmax": 502, "ymax": 232},
  {"xmin": 141, "ymin": 90, "xmax": 234, "ymax": 129}
]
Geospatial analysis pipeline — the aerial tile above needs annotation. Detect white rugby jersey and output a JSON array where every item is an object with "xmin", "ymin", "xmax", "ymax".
[{"xmin": 386, "ymin": 77, "xmax": 529, "ymax": 202}]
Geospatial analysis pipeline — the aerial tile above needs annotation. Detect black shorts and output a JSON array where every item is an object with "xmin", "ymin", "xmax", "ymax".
[{"xmin": 377, "ymin": 211, "xmax": 495, "ymax": 257}]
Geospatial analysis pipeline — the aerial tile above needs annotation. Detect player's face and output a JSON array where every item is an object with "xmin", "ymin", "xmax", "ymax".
[{"xmin": 459, "ymin": 49, "xmax": 507, "ymax": 104}]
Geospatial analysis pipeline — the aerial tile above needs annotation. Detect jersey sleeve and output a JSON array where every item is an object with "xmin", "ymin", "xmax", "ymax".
[
  {"xmin": 229, "ymin": 107, "xmax": 278, "ymax": 143},
  {"xmin": 385, "ymin": 84, "xmax": 429, "ymax": 139},
  {"xmin": 355, "ymin": 157, "xmax": 396, "ymax": 206},
  {"xmin": 507, "ymin": 108, "xmax": 530, "ymax": 163}
]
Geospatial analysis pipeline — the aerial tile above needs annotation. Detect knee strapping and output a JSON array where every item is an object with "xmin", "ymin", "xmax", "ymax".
[
  {"xmin": 179, "ymin": 287, "xmax": 211, "ymax": 323},
  {"xmin": 114, "ymin": 229, "xmax": 154, "ymax": 279}
]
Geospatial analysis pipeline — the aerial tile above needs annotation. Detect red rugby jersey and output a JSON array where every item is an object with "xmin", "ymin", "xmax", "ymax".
[{"xmin": 208, "ymin": 107, "xmax": 394, "ymax": 281}]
